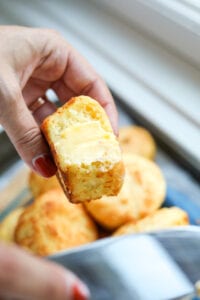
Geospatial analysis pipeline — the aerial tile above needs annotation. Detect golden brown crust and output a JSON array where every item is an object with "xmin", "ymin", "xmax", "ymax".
[
  {"xmin": 113, "ymin": 207, "xmax": 189, "ymax": 236},
  {"xmin": 119, "ymin": 126, "xmax": 156, "ymax": 160},
  {"xmin": 58, "ymin": 160, "xmax": 124, "ymax": 203},
  {"xmin": 28, "ymin": 171, "xmax": 60, "ymax": 198},
  {"xmin": 123, "ymin": 153, "xmax": 166, "ymax": 218},
  {"xmin": 85, "ymin": 153, "xmax": 166, "ymax": 230},
  {"xmin": 0, "ymin": 207, "xmax": 24, "ymax": 243},
  {"xmin": 41, "ymin": 96, "xmax": 124, "ymax": 203},
  {"xmin": 15, "ymin": 189, "xmax": 98, "ymax": 256}
]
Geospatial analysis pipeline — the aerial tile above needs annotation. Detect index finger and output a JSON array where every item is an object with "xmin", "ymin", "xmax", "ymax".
[{"xmin": 52, "ymin": 45, "xmax": 118, "ymax": 135}]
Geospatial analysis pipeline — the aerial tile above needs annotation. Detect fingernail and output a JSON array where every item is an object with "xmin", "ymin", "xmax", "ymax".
[
  {"xmin": 72, "ymin": 282, "xmax": 90, "ymax": 300},
  {"xmin": 32, "ymin": 153, "xmax": 57, "ymax": 177}
]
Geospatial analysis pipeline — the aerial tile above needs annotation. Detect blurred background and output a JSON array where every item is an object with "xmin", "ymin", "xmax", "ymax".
[{"xmin": 0, "ymin": 0, "xmax": 200, "ymax": 210}]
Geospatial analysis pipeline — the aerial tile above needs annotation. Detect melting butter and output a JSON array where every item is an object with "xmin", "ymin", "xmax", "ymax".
[{"xmin": 55, "ymin": 122, "xmax": 120, "ymax": 165}]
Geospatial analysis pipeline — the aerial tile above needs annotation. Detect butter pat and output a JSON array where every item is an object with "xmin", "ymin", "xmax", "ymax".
[{"xmin": 55, "ymin": 122, "xmax": 121, "ymax": 166}]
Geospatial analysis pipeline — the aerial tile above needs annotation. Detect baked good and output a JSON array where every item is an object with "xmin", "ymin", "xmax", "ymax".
[
  {"xmin": 84, "ymin": 153, "xmax": 166, "ymax": 230},
  {"xmin": 41, "ymin": 96, "xmax": 124, "ymax": 203},
  {"xmin": 0, "ymin": 207, "xmax": 24, "ymax": 243},
  {"xmin": 119, "ymin": 126, "xmax": 156, "ymax": 159},
  {"xmin": 15, "ymin": 189, "xmax": 98, "ymax": 256},
  {"xmin": 113, "ymin": 207, "xmax": 189, "ymax": 236},
  {"xmin": 29, "ymin": 171, "xmax": 60, "ymax": 198}
]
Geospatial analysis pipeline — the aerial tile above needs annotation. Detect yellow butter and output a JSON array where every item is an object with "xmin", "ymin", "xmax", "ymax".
[{"xmin": 55, "ymin": 122, "xmax": 120, "ymax": 166}]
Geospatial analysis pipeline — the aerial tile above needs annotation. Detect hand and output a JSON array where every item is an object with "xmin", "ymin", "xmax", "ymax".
[
  {"xmin": 0, "ymin": 243, "xmax": 90, "ymax": 300},
  {"xmin": 0, "ymin": 26, "xmax": 118, "ymax": 177}
]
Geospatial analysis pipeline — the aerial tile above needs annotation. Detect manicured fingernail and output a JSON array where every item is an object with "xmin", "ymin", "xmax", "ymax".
[
  {"xmin": 72, "ymin": 282, "xmax": 90, "ymax": 300},
  {"xmin": 32, "ymin": 153, "xmax": 57, "ymax": 177}
]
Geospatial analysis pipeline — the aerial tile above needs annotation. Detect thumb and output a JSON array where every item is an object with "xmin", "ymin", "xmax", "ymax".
[{"xmin": 0, "ymin": 85, "xmax": 56, "ymax": 177}]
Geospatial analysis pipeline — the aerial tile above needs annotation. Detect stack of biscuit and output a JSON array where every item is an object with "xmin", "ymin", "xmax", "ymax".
[{"xmin": 0, "ymin": 96, "xmax": 189, "ymax": 256}]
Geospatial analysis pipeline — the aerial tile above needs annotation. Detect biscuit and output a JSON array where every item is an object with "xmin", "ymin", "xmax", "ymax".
[
  {"xmin": 84, "ymin": 153, "xmax": 166, "ymax": 230},
  {"xmin": 0, "ymin": 207, "xmax": 24, "ymax": 243},
  {"xmin": 15, "ymin": 189, "xmax": 98, "ymax": 256},
  {"xmin": 119, "ymin": 126, "xmax": 156, "ymax": 159},
  {"xmin": 41, "ymin": 96, "xmax": 124, "ymax": 203},
  {"xmin": 113, "ymin": 207, "xmax": 189, "ymax": 236},
  {"xmin": 29, "ymin": 171, "xmax": 60, "ymax": 198}
]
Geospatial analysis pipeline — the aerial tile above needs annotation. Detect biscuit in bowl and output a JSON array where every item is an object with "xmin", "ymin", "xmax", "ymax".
[
  {"xmin": 113, "ymin": 207, "xmax": 189, "ymax": 236},
  {"xmin": 119, "ymin": 126, "xmax": 156, "ymax": 160},
  {"xmin": 85, "ymin": 153, "xmax": 166, "ymax": 230},
  {"xmin": 29, "ymin": 171, "xmax": 60, "ymax": 198},
  {"xmin": 41, "ymin": 96, "xmax": 124, "ymax": 203},
  {"xmin": 15, "ymin": 189, "xmax": 98, "ymax": 256},
  {"xmin": 0, "ymin": 207, "xmax": 24, "ymax": 243}
]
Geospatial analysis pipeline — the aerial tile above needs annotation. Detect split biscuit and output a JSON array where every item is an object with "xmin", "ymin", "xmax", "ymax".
[{"xmin": 41, "ymin": 96, "xmax": 124, "ymax": 203}]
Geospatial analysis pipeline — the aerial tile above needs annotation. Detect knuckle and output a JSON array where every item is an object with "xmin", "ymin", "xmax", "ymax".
[
  {"xmin": 15, "ymin": 126, "xmax": 41, "ymax": 150},
  {"xmin": 80, "ymin": 77, "xmax": 99, "ymax": 95},
  {"xmin": 0, "ymin": 80, "xmax": 20, "ymax": 121},
  {"xmin": 44, "ymin": 28, "xmax": 61, "ymax": 38}
]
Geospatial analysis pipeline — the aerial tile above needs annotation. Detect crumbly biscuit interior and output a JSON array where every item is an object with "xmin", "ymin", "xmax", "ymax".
[{"xmin": 47, "ymin": 99, "xmax": 121, "ymax": 171}]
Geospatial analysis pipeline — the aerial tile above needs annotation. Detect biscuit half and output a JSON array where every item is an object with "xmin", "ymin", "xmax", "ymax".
[{"xmin": 41, "ymin": 96, "xmax": 124, "ymax": 203}]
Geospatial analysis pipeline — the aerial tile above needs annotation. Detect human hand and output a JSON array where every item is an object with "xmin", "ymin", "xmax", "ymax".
[
  {"xmin": 0, "ymin": 243, "xmax": 89, "ymax": 300},
  {"xmin": 0, "ymin": 26, "xmax": 118, "ymax": 177}
]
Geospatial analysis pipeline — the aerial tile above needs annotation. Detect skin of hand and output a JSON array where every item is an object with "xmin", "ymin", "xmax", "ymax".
[
  {"xmin": 0, "ymin": 25, "xmax": 119, "ymax": 300},
  {"xmin": 0, "ymin": 25, "xmax": 118, "ymax": 178},
  {"xmin": 0, "ymin": 243, "xmax": 90, "ymax": 300}
]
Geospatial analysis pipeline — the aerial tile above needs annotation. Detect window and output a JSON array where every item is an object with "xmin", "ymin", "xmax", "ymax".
[
  {"xmin": 94, "ymin": 0, "xmax": 200, "ymax": 67},
  {"xmin": 0, "ymin": 0, "xmax": 199, "ymax": 174}
]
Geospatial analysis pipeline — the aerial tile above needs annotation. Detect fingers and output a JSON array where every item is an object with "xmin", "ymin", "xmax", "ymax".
[
  {"xmin": 0, "ymin": 73, "xmax": 56, "ymax": 178},
  {"xmin": 30, "ymin": 96, "xmax": 57, "ymax": 125},
  {"xmin": 0, "ymin": 26, "xmax": 119, "ymax": 181},
  {"xmin": 3, "ymin": 27, "xmax": 118, "ymax": 135},
  {"xmin": 51, "ymin": 45, "xmax": 118, "ymax": 135},
  {"xmin": 0, "ymin": 243, "xmax": 90, "ymax": 300}
]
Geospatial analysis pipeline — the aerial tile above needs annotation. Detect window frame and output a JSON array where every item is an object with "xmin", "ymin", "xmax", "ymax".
[{"xmin": 93, "ymin": 0, "xmax": 200, "ymax": 68}]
